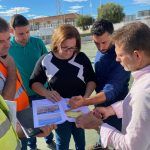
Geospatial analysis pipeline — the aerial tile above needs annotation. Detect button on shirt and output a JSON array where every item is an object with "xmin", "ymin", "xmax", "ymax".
[{"xmin": 100, "ymin": 65, "xmax": 150, "ymax": 150}]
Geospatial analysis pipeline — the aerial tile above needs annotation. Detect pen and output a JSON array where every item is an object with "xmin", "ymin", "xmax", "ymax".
[{"xmin": 48, "ymin": 84, "xmax": 56, "ymax": 103}]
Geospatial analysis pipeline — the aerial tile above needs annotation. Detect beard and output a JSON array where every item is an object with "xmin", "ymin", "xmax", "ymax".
[
  {"xmin": 19, "ymin": 39, "xmax": 28, "ymax": 46},
  {"xmin": 99, "ymin": 43, "xmax": 113, "ymax": 54}
]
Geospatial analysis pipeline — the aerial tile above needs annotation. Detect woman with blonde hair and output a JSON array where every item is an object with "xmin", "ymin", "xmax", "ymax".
[{"xmin": 30, "ymin": 24, "xmax": 96, "ymax": 150}]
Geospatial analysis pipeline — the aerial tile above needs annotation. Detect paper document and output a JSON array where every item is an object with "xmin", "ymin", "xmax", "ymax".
[{"xmin": 32, "ymin": 98, "xmax": 89, "ymax": 128}]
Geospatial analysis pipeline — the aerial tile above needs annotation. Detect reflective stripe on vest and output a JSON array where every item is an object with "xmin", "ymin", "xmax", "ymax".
[
  {"xmin": 15, "ymin": 86, "xmax": 24, "ymax": 99},
  {"xmin": 0, "ymin": 72, "xmax": 5, "ymax": 81},
  {"xmin": 0, "ymin": 116, "xmax": 10, "ymax": 138},
  {"xmin": 0, "ymin": 63, "xmax": 29, "ymax": 111},
  {"xmin": 0, "ymin": 96, "xmax": 21, "ymax": 150},
  {"xmin": 0, "ymin": 114, "xmax": 21, "ymax": 150},
  {"xmin": 16, "ymin": 142, "xmax": 21, "ymax": 150}
]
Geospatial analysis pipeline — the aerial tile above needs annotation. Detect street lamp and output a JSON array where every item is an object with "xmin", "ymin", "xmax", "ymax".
[
  {"xmin": 89, "ymin": 0, "xmax": 92, "ymax": 16},
  {"xmin": 99, "ymin": 0, "xmax": 102, "ymax": 8}
]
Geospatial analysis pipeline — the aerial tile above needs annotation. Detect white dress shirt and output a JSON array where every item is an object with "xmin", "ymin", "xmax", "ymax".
[{"xmin": 100, "ymin": 65, "xmax": 150, "ymax": 150}]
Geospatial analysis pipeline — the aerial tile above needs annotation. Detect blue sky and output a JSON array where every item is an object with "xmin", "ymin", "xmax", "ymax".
[{"xmin": 0, "ymin": 0, "xmax": 150, "ymax": 20}]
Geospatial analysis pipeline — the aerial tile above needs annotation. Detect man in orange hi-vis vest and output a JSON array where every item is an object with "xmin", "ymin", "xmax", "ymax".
[
  {"xmin": 0, "ymin": 25, "xmax": 29, "ymax": 111},
  {"xmin": 0, "ymin": 62, "xmax": 29, "ymax": 111}
]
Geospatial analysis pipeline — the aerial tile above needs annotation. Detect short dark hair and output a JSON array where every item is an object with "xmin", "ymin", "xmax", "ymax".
[
  {"xmin": 10, "ymin": 14, "xmax": 29, "ymax": 29},
  {"xmin": 0, "ymin": 17, "xmax": 9, "ymax": 32},
  {"xmin": 91, "ymin": 19, "xmax": 114, "ymax": 36},
  {"xmin": 112, "ymin": 22, "xmax": 150, "ymax": 56}
]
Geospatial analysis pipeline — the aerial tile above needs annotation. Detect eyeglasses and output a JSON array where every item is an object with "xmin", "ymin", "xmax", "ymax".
[{"xmin": 61, "ymin": 46, "xmax": 77, "ymax": 52}]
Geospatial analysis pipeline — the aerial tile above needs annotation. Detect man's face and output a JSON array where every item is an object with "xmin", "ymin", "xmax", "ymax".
[
  {"xmin": 12, "ymin": 25, "xmax": 30, "ymax": 46},
  {"xmin": 0, "ymin": 31, "xmax": 10, "ymax": 57},
  {"xmin": 92, "ymin": 32, "xmax": 112, "ymax": 53},
  {"xmin": 115, "ymin": 43, "xmax": 138, "ymax": 71}
]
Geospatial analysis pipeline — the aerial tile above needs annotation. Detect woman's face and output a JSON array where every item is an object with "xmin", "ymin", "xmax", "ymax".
[{"xmin": 57, "ymin": 38, "xmax": 77, "ymax": 59}]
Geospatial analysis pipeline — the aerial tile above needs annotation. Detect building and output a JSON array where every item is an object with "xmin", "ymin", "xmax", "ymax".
[
  {"xmin": 114, "ymin": 10, "xmax": 150, "ymax": 30},
  {"xmin": 138, "ymin": 10, "xmax": 150, "ymax": 18},
  {"xmin": 124, "ymin": 15, "xmax": 136, "ymax": 22},
  {"xmin": 29, "ymin": 13, "xmax": 79, "ymax": 44}
]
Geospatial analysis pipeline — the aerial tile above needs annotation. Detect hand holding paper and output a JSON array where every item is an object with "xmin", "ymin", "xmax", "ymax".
[
  {"xmin": 68, "ymin": 96, "xmax": 85, "ymax": 109},
  {"xmin": 45, "ymin": 90, "xmax": 61, "ymax": 102},
  {"xmin": 75, "ymin": 111, "xmax": 103, "ymax": 131},
  {"xmin": 32, "ymin": 98, "xmax": 90, "ymax": 128},
  {"xmin": 93, "ymin": 106, "xmax": 115, "ymax": 120}
]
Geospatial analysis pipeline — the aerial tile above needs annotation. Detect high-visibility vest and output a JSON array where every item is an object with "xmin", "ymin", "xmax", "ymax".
[
  {"xmin": 0, "ymin": 95, "xmax": 21, "ymax": 150},
  {"xmin": 0, "ymin": 63, "xmax": 29, "ymax": 111}
]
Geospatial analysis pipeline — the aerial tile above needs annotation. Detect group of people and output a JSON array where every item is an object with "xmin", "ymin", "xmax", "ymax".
[
  {"xmin": 69, "ymin": 21, "xmax": 150, "ymax": 149},
  {"xmin": 0, "ymin": 15, "xmax": 56, "ymax": 150},
  {"xmin": 9, "ymin": 14, "xmax": 56, "ymax": 150},
  {"xmin": 0, "ymin": 13, "xmax": 150, "ymax": 150}
]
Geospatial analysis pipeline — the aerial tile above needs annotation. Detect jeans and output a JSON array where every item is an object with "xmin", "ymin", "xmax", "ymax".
[
  {"xmin": 55, "ymin": 121, "xmax": 85, "ymax": 150},
  {"xmin": 21, "ymin": 138, "xmax": 28, "ymax": 150}
]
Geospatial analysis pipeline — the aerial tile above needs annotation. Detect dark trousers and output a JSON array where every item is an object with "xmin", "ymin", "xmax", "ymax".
[
  {"xmin": 28, "ymin": 132, "xmax": 54, "ymax": 149},
  {"xmin": 55, "ymin": 121, "xmax": 85, "ymax": 150}
]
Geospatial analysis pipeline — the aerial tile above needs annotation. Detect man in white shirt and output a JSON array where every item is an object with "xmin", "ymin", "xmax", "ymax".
[{"xmin": 75, "ymin": 22, "xmax": 150, "ymax": 150}]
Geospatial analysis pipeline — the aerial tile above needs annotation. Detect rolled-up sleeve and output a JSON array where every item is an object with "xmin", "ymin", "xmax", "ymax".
[
  {"xmin": 111, "ymin": 101, "xmax": 123, "ymax": 118},
  {"xmin": 102, "ymin": 65, "xmax": 130, "ymax": 103}
]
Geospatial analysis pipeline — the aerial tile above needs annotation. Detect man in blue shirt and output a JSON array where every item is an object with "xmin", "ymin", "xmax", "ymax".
[{"xmin": 69, "ymin": 19, "xmax": 130, "ymax": 149}]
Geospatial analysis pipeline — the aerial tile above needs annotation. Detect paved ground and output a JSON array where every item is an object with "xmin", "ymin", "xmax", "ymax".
[{"xmin": 35, "ymin": 129, "xmax": 99, "ymax": 150}]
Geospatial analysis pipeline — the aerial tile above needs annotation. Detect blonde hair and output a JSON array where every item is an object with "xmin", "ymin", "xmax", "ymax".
[{"xmin": 51, "ymin": 24, "xmax": 81, "ymax": 53}]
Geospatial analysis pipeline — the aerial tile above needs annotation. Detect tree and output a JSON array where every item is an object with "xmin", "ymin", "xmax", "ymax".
[
  {"xmin": 76, "ymin": 15, "xmax": 95, "ymax": 30},
  {"xmin": 98, "ymin": 3, "xmax": 125, "ymax": 23}
]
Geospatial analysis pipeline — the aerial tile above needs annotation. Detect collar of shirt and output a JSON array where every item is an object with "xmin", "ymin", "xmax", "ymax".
[
  {"xmin": 10, "ymin": 36, "xmax": 30, "ymax": 48},
  {"xmin": 132, "ymin": 65, "xmax": 150, "ymax": 80}
]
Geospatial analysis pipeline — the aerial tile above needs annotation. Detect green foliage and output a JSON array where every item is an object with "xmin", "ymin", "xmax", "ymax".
[
  {"xmin": 76, "ymin": 15, "xmax": 95, "ymax": 30},
  {"xmin": 98, "ymin": 3, "xmax": 125, "ymax": 23}
]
